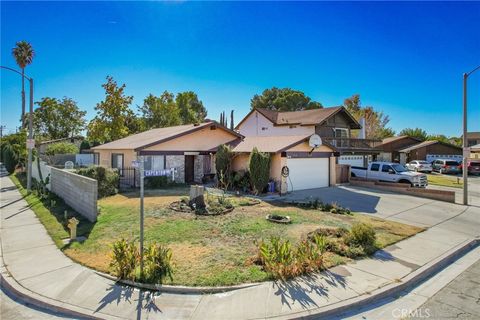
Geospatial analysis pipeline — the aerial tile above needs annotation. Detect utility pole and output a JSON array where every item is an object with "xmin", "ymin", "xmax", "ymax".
[
  {"xmin": 27, "ymin": 78, "xmax": 34, "ymax": 192},
  {"xmin": 462, "ymin": 65, "xmax": 480, "ymax": 206},
  {"xmin": 139, "ymin": 155, "xmax": 145, "ymax": 278}
]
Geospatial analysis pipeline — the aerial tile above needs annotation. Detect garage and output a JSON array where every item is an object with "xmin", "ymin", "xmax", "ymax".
[
  {"xmin": 286, "ymin": 157, "xmax": 330, "ymax": 191},
  {"xmin": 338, "ymin": 155, "xmax": 364, "ymax": 167}
]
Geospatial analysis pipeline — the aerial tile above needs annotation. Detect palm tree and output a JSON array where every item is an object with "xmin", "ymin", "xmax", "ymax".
[{"xmin": 12, "ymin": 41, "xmax": 35, "ymax": 129}]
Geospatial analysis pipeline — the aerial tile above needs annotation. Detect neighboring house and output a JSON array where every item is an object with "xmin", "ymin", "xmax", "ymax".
[
  {"xmin": 376, "ymin": 136, "xmax": 423, "ymax": 163},
  {"xmin": 232, "ymin": 135, "xmax": 337, "ymax": 193},
  {"xmin": 235, "ymin": 107, "xmax": 380, "ymax": 167},
  {"xmin": 465, "ymin": 132, "xmax": 480, "ymax": 147},
  {"xmin": 38, "ymin": 136, "xmax": 84, "ymax": 154},
  {"xmin": 398, "ymin": 140, "xmax": 462, "ymax": 164},
  {"xmin": 91, "ymin": 122, "xmax": 242, "ymax": 184},
  {"xmin": 470, "ymin": 144, "xmax": 480, "ymax": 159}
]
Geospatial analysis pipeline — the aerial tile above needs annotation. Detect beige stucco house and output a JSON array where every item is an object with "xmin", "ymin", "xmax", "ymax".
[{"xmin": 91, "ymin": 121, "xmax": 242, "ymax": 184}]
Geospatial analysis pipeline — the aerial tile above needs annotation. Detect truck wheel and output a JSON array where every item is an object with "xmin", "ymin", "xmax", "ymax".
[{"xmin": 399, "ymin": 179, "xmax": 412, "ymax": 187}]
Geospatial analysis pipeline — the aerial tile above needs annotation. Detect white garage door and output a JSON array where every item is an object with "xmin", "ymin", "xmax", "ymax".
[
  {"xmin": 287, "ymin": 158, "xmax": 329, "ymax": 191},
  {"xmin": 338, "ymin": 155, "xmax": 364, "ymax": 167}
]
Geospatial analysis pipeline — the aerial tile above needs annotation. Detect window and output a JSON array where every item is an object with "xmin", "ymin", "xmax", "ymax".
[
  {"xmin": 111, "ymin": 153, "xmax": 124, "ymax": 169},
  {"xmin": 144, "ymin": 155, "xmax": 165, "ymax": 171},
  {"xmin": 93, "ymin": 153, "xmax": 100, "ymax": 165},
  {"xmin": 371, "ymin": 163, "xmax": 380, "ymax": 171},
  {"xmin": 382, "ymin": 165, "xmax": 393, "ymax": 173},
  {"xmin": 334, "ymin": 128, "xmax": 349, "ymax": 138}
]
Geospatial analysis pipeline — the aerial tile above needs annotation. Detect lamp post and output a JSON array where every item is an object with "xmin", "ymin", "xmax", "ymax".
[
  {"xmin": 1, "ymin": 66, "xmax": 34, "ymax": 192},
  {"xmin": 462, "ymin": 65, "xmax": 480, "ymax": 206}
]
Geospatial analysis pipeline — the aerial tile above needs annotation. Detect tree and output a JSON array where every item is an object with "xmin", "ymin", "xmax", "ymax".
[
  {"xmin": 12, "ymin": 41, "xmax": 35, "ymax": 128},
  {"xmin": 139, "ymin": 92, "xmax": 181, "ymax": 129},
  {"xmin": 33, "ymin": 97, "xmax": 86, "ymax": 140},
  {"xmin": 0, "ymin": 131, "xmax": 27, "ymax": 170},
  {"xmin": 45, "ymin": 142, "xmax": 79, "ymax": 156},
  {"xmin": 251, "ymin": 87, "xmax": 323, "ymax": 111},
  {"xmin": 215, "ymin": 144, "xmax": 234, "ymax": 188},
  {"xmin": 399, "ymin": 128, "xmax": 428, "ymax": 141},
  {"xmin": 343, "ymin": 94, "xmax": 393, "ymax": 139},
  {"xmin": 176, "ymin": 91, "xmax": 207, "ymax": 124},
  {"xmin": 249, "ymin": 147, "xmax": 270, "ymax": 195},
  {"xmin": 87, "ymin": 76, "xmax": 136, "ymax": 143}
]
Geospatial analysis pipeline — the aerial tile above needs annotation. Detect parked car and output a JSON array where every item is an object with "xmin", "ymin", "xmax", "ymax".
[
  {"xmin": 459, "ymin": 160, "xmax": 480, "ymax": 175},
  {"xmin": 431, "ymin": 159, "xmax": 461, "ymax": 174},
  {"xmin": 351, "ymin": 162, "xmax": 428, "ymax": 187},
  {"xmin": 405, "ymin": 160, "xmax": 433, "ymax": 173}
]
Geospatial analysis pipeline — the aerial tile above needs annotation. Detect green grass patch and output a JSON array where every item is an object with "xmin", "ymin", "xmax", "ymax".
[{"xmin": 427, "ymin": 174, "xmax": 463, "ymax": 188}]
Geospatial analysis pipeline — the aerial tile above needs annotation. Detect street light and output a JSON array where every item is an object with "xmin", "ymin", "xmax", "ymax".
[
  {"xmin": 1, "ymin": 65, "xmax": 34, "ymax": 192},
  {"xmin": 462, "ymin": 64, "xmax": 480, "ymax": 205}
]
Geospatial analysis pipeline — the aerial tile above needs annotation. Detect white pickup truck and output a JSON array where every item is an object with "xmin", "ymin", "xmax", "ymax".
[{"xmin": 351, "ymin": 162, "xmax": 428, "ymax": 187}]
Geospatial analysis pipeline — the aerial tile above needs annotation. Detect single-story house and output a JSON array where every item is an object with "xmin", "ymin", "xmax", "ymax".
[
  {"xmin": 232, "ymin": 135, "xmax": 338, "ymax": 193},
  {"xmin": 91, "ymin": 121, "xmax": 243, "ymax": 184},
  {"xmin": 465, "ymin": 132, "xmax": 480, "ymax": 147},
  {"xmin": 376, "ymin": 136, "xmax": 423, "ymax": 163},
  {"xmin": 398, "ymin": 140, "xmax": 462, "ymax": 164}
]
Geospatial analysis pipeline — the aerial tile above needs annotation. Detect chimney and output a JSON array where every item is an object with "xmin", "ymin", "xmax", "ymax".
[{"xmin": 359, "ymin": 117, "xmax": 366, "ymax": 139}]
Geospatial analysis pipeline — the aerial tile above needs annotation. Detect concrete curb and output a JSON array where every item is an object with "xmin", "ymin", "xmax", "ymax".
[
  {"xmin": 271, "ymin": 237, "xmax": 479, "ymax": 319},
  {"xmin": 96, "ymin": 271, "xmax": 263, "ymax": 294}
]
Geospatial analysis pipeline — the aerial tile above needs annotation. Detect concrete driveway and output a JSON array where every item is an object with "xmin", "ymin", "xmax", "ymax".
[{"xmin": 269, "ymin": 185, "xmax": 476, "ymax": 229}]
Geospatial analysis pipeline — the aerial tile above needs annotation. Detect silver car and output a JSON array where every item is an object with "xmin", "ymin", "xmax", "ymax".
[{"xmin": 406, "ymin": 160, "xmax": 433, "ymax": 173}]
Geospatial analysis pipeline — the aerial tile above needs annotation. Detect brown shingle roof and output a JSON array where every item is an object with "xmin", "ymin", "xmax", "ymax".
[
  {"xmin": 256, "ymin": 107, "xmax": 361, "ymax": 127},
  {"xmin": 232, "ymin": 135, "xmax": 311, "ymax": 153},
  {"xmin": 377, "ymin": 135, "xmax": 422, "ymax": 147},
  {"xmin": 398, "ymin": 140, "xmax": 462, "ymax": 153},
  {"xmin": 91, "ymin": 122, "xmax": 242, "ymax": 151}
]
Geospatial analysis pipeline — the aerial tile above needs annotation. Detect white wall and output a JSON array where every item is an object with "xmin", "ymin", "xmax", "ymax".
[{"xmin": 238, "ymin": 110, "xmax": 314, "ymax": 137}]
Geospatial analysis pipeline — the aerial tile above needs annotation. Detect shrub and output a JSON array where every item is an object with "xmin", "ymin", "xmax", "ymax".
[
  {"xmin": 232, "ymin": 170, "xmax": 250, "ymax": 192},
  {"xmin": 249, "ymin": 147, "xmax": 270, "ymax": 195},
  {"xmin": 345, "ymin": 223, "xmax": 377, "ymax": 254},
  {"xmin": 2, "ymin": 144, "xmax": 18, "ymax": 174},
  {"xmin": 145, "ymin": 176, "xmax": 169, "ymax": 189},
  {"xmin": 215, "ymin": 144, "xmax": 234, "ymax": 189},
  {"xmin": 110, "ymin": 239, "xmax": 138, "ymax": 281},
  {"xmin": 142, "ymin": 243, "xmax": 174, "ymax": 284},
  {"xmin": 79, "ymin": 140, "xmax": 91, "ymax": 151},
  {"xmin": 109, "ymin": 239, "xmax": 174, "ymax": 284},
  {"xmin": 45, "ymin": 142, "xmax": 79, "ymax": 156},
  {"xmin": 76, "ymin": 166, "xmax": 119, "ymax": 198},
  {"xmin": 257, "ymin": 235, "xmax": 327, "ymax": 280}
]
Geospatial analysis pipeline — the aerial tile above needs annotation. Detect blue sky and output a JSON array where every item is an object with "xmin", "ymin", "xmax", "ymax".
[{"xmin": 1, "ymin": 1, "xmax": 479, "ymax": 137}]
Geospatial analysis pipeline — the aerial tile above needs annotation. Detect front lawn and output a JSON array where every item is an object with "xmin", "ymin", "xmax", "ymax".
[
  {"xmin": 427, "ymin": 173, "xmax": 463, "ymax": 188},
  {"xmin": 61, "ymin": 188, "xmax": 423, "ymax": 286}
]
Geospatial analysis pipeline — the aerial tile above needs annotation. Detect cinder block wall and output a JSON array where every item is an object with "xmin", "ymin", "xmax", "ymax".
[{"xmin": 50, "ymin": 168, "xmax": 98, "ymax": 222}]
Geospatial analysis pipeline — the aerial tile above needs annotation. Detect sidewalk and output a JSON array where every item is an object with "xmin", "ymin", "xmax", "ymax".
[{"xmin": 1, "ymin": 174, "xmax": 479, "ymax": 320}]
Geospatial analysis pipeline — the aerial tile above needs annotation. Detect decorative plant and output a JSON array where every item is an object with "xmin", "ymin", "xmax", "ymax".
[
  {"xmin": 345, "ymin": 223, "xmax": 377, "ymax": 254},
  {"xmin": 77, "ymin": 166, "xmax": 119, "ymax": 198},
  {"xmin": 142, "ymin": 243, "xmax": 174, "ymax": 284},
  {"xmin": 215, "ymin": 144, "xmax": 234, "ymax": 189},
  {"xmin": 109, "ymin": 239, "xmax": 138, "ymax": 281},
  {"xmin": 249, "ymin": 147, "xmax": 270, "ymax": 195}
]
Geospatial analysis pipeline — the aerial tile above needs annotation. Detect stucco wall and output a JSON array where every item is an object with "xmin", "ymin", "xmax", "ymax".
[
  {"xmin": 286, "ymin": 142, "xmax": 333, "ymax": 152},
  {"xmin": 97, "ymin": 149, "xmax": 136, "ymax": 168},
  {"xmin": 238, "ymin": 110, "xmax": 314, "ymax": 137},
  {"xmin": 232, "ymin": 154, "xmax": 250, "ymax": 172},
  {"xmin": 143, "ymin": 126, "xmax": 238, "ymax": 152},
  {"xmin": 50, "ymin": 167, "xmax": 98, "ymax": 222}
]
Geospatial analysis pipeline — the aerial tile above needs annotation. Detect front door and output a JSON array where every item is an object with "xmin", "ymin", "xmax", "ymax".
[{"xmin": 185, "ymin": 155, "xmax": 195, "ymax": 183}]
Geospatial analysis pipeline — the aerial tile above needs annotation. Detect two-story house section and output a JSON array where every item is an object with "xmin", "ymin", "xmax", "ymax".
[{"xmin": 235, "ymin": 107, "xmax": 381, "ymax": 167}]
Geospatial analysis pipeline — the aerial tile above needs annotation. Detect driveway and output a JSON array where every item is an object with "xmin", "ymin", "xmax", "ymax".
[
  {"xmin": 428, "ymin": 175, "xmax": 480, "ymax": 207},
  {"xmin": 268, "ymin": 185, "xmax": 474, "ymax": 228}
]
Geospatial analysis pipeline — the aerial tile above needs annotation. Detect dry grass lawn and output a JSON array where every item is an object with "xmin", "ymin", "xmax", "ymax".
[{"xmin": 63, "ymin": 188, "xmax": 423, "ymax": 286}]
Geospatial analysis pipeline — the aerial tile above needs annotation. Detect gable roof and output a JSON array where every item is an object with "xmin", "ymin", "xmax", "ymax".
[
  {"xmin": 378, "ymin": 135, "xmax": 423, "ymax": 147},
  {"xmin": 398, "ymin": 140, "xmax": 462, "ymax": 153},
  {"xmin": 236, "ymin": 106, "xmax": 361, "ymax": 129},
  {"xmin": 91, "ymin": 121, "xmax": 243, "ymax": 151},
  {"xmin": 232, "ymin": 135, "xmax": 336, "ymax": 153}
]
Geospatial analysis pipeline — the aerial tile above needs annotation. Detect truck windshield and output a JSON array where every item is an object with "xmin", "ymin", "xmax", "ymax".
[{"xmin": 391, "ymin": 164, "xmax": 408, "ymax": 173}]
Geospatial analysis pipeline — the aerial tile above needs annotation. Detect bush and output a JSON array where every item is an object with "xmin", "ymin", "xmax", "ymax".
[
  {"xmin": 345, "ymin": 223, "xmax": 377, "ymax": 254},
  {"xmin": 2, "ymin": 144, "xmax": 18, "ymax": 174},
  {"xmin": 145, "ymin": 176, "xmax": 169, "ymax": 189},
  {"xmin": 45, "ymin": 142, "xmax": 79, "ymax": 156},
  {"xmin": 110, "ymin": 239, "xmax": 174, "ymax": 284},
  {"xmin": 76, "ymin": 166, "xmax": 119, "ymax": 198},
  {"xmin": 143, "ymin": 243, "xmax": 174, "ymax": 284},
  {"xmin": 110, "ymin": 239, "xmax": 138, "ymax": 281},
  {"xmin": 249, "ymin": 147, "xmax": 270, "ymax": 195},
  {"xmin": 215, "ymin": 144, "xmax": 234, "ymax": 189},
  {"xmin": 257, "ymin": 235, "xmax": 327, "ymax": 280},
  {"xmin": 79, "ymin": 140, "xmax": 91, "ymax": 151},
  {"xmin": 232, "ymin": 170, "xmax": 250, "ymax": 192}
]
